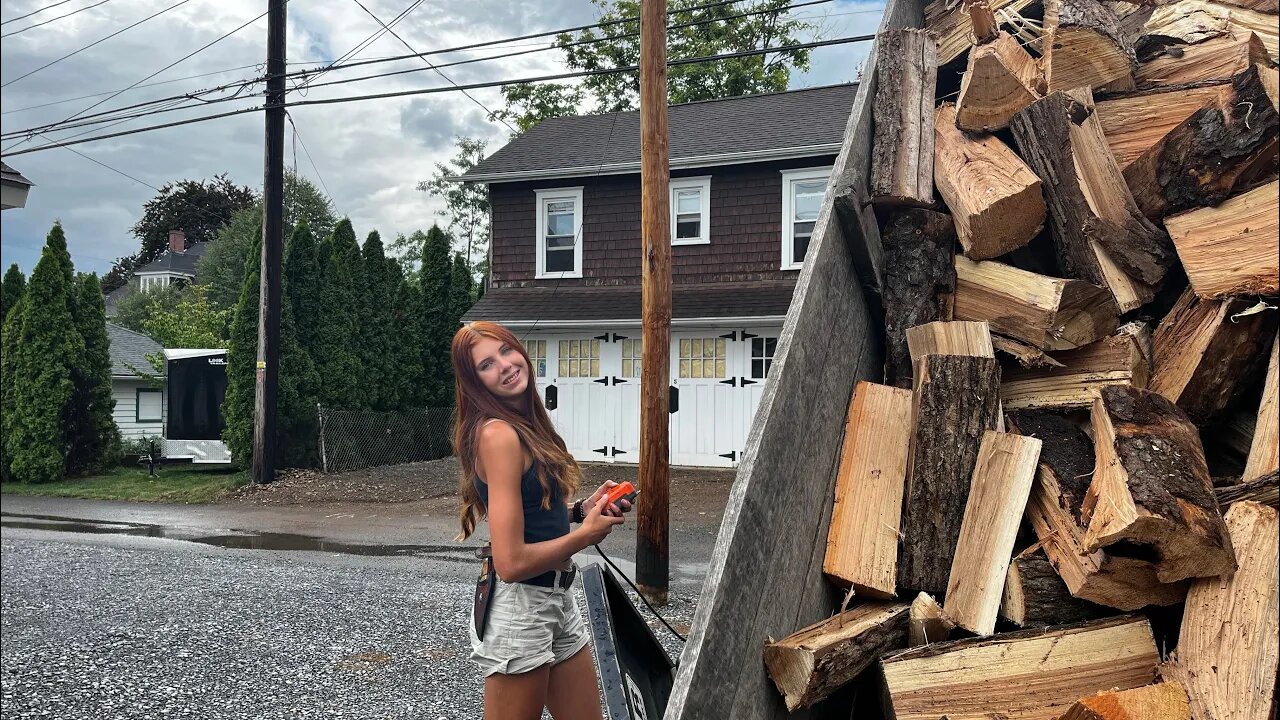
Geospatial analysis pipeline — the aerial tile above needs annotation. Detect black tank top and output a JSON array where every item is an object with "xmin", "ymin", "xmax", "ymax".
[{"xmin": 473, "ymin": 460, "xmax": 570, "ymax": 546}]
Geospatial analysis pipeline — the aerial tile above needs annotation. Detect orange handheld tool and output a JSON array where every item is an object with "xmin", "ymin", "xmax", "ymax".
[{"xmin": 604, "ymin": 481, "xmax": 638, "ymax": 511}]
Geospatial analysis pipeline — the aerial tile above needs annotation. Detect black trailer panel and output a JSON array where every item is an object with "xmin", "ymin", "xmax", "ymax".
[
  {"xmin": 581, "ymin": 564, "xmax": 675, "ymax": 720},
  {"xmin": 166, "ymin": 352, "xmax": 229, "ymax": 441}
]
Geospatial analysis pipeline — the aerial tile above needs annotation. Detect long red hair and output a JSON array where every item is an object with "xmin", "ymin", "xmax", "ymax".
[{"xmin": 451, "ymin": 321, "xmax": 581, "ymax": 540}]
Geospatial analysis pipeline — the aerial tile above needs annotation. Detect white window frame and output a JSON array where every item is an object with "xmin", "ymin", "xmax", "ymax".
[
  {"xmin": 136, "ymin": 388, "xmax": 163, "ymax": 422},
  {"xmin": 535, "ymin": 186, "xmax": 584, "ymax": 279},
  {"xmin": 780, "ymin": 166, "xmax": 832, "ymax": 270},
  {"xmin": 669, "ymin": 176, "xmax": 712, "ymax": 246}
]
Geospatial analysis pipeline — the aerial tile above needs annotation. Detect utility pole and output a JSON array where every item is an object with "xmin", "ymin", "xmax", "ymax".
[
  {"xmin": 251, "ymin": 0, "xmax": 287, "ymax": 485},
  {"xmin": 636, "ymin": 0, "xmax": 671, "ymax": 605}
]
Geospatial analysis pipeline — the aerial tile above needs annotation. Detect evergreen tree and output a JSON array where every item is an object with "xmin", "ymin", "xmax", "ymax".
[
  {"xmin": 385, "ymin": 259, "xmax": 424, "ymax": 409},
  {"xmin": 314, "ymin": 224, "xmax": 360, "ymax": 410},
  {"xmin": 331, "ymin": 219, "xmax": 367, "ymax": 408},
  {"xmin": 1, "ymin": 264, "xmax": 25, "ymax": 325},
  {"xmin": 447, "ymin": 251, "xmax": 474, "ymax": 329},
  {"xmin": 418, "ymin": 225, "xmax": 454, "ymax": 407},
  {"xmin": 7, "ymin": 225, "xmax": 81, "ymax": 483},
  {"xmin": 222, "ymin": 233, "xmax": 321, "ymax": 469},
  {"xmin": 283, "ymin": 221, "xmax": 322, "ymax": 358},
  {"xmin": 66, "ymin": 273, "xmax": 121, "ymax": 474},
  {"xmin": 360, "ymin": 231, "xmax": 396, "ymax": 410},
  {"xmin": 1, "ymin": 296, "xmax": 25, "ymax": 481}
]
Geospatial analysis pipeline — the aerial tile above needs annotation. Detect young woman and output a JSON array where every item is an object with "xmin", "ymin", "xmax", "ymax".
[{"xmin": 452, "ymin": 321, "xmax": 631, "ymax": 720}]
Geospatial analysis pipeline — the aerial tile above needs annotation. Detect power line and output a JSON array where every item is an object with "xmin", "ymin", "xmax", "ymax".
[
  {"xmin": 3, "ymin": 33, "xmax": 876, "ymax": 156},
  {"xmin": 295, "ymin": 0, "xmax": 427, "ymax": 93},
  {"xmin": 285, "ymin": 111, "xmax": 331, "ymax": 198},
  {"xmin": 0, "ymin": 0, "xmax": 113, "ymax": 36},
  {"xmin": 6, "ymin": 0, "xmax": 836, "ymax": 139},
  {"xmin": 1, "ymin": 0, "xmax": 192, "ymax": 86},
  {"xmin": 1, "ymin": 0, "xmax": 75, "ymax": 26}
]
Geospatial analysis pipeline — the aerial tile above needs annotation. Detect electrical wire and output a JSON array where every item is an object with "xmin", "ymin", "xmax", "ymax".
[
  {"xmin": 0, "ymin": 0, "xmax": 113, "ymax": 36},
  {"xmin": 594, "ymin": 544, "xmax": 687, "ymax": 642},
  {"xmin": 293, "ymin": 0, "xmax": 427, "ymax": 93},
  {"xmin": 1, "ymin": 0, "xmax": 75, "ymax": 25},
  {"xmin": 285, "ymin": 111, "xmax": 332, "ymax": 198},
  {"xmin": 2, "ymin": 0, "xmax": 193, "ymax": 85}
]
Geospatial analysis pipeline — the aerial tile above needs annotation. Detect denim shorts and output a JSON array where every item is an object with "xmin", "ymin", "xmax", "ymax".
[{"xmin": 469, "ymin": 574, "xmax": 590, "ymax": 677}]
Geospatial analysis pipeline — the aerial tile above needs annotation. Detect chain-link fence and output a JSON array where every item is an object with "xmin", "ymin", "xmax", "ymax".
[{"xmin": 317, "ymin": 405, "xmax": 454, "ymax": 473}]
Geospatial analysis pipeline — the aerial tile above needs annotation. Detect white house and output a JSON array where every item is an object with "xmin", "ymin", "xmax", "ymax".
[{"xmin": 106, "ymin": 322, "xmax": 166, "ymax": 442}]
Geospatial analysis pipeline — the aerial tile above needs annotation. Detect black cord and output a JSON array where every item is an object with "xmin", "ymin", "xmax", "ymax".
[{"xmin": 592, "ymin": 544, "xmax": 686, "ymax": 643}]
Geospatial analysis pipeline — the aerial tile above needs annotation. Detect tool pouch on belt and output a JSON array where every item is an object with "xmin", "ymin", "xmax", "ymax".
[{"xmin": 473, "ymin": 545, "xmax": 496, "ymax": 640}]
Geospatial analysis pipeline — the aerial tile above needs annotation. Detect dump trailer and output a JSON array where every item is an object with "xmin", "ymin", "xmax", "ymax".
[{"xmin": 664, "ymin": 0, "xmax": 922, "ymax": 717}]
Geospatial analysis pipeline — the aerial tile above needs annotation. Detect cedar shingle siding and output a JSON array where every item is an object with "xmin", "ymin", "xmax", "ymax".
[{"xmin": 489, "ymin": 158, "xmax": 836, "ymax": 288}]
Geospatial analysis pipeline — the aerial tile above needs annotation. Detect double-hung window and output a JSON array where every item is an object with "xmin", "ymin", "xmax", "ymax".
[
  {"xmin": 780, "ymin": 167, "xmax": 832, "ymax": 270},
  {"xmin": 535, "ymin": 187, "xmax": 584, "ymax": 279},
  {"xmin": 670, "ymin": 176, "xmax": 711, "ymax": 245},
  {"xmin": 136, "ymin": 388, "xmax": 163, "ymax": 422}
]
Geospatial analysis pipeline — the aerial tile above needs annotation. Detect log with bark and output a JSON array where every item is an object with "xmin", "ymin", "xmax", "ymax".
[
  {"xmin": 1058, "ymin": 682, "xmax": 1191, "ymax": 720},
  {"xmin": 1164, "ymin": 180, "xmax": 1280, "ymax": 299},
  {"xmin": 1136, "ymin": 0, "xmax": 1233, "ymax": 58},
  {"xmin": 871, "ymin": 29, "xmax": 938, "ymax": 207},
  {"xmin": 942, "ymin": 430, "xmax": 1042, "ymax": 635},
  {"xmin": 898, "ymin": 353, "xmax": 1003, "ymax": 594},
  {"xmin": 955, "ymin": 31, "xmax": 1042, "ymax": 130},
  {"xmin": 1095, "ymin": 82, "xmax": 1233, "ymax": 170},
  {"xmin": 1081, "ymin": 385, "xmax": 1237, "ymax": 582},
  {"xmin": 1136, "ymin": 32, "xmax": 1271, "ymax": 88},
  {"xmin": 953, "ymin": 256, "xmax": 1119, "ymax": 352},
  {"xmin": 1001, "ymin": 547, "xmax": 1109, "ymax": 627},
  {"xmin": 1042, "ymin": 0, "xmax": 1139, "ymax": 92},
  {"xmin": 823, "ymin": 382, "xmax": 914, "ymax": 597},
  {"xmin": 924, "ymin": 0, "xmax": 1038, "ymax": 66},
  {"xmin": 1009, "ymin": 410, "xmax": 1190, "ymax": 610},
  {"xmin": 1124, "ymin": 64, "xmax": 1279, "ymax": 220},
  {"xmin": 1010, "ymin": 88, "xmax": 1171, "ymax": 311},
  {"xmin": 1150, "ymin": 288, "xmax": 1278, "ymax": 423},
  {"xmin": 1002, "ymin": 322, "xmax": 1151, "ymax": 411},
  {"xmin": 1162, "ymin": 501, "xmax": 1279, "ymax": 720},
  {"xmin": 1216, "ymin": 469, "xmax": 1280, "ymax": 507},
  {"xmin": 762, "ymin": 601, "xmax": 909, "ymax": 711},
  {"xmin": 1244, "ymin": 332, "xmax": 1279, "ymax": 482},
  {"xmin": 935, "ymin": 104, "xmax": 1045, "ymax": 260},
  {"xmin": 907, "ymin": 591, "xmax": 955, "ymax": 646},
  {"xmin": 905, "ymin": 319, "xmax": 996, "ymax": 364},
  {"xmin": 880, "ymin": 209, "xmax": 957, "ymax": 388},
  {"xmin": 879, "ymin": 615, "xmax": 1162, "ymax": 720}
]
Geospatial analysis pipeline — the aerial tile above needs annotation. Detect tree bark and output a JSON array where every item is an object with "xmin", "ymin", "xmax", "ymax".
[
  {"xmin": 1043, "ymin": 0, "xmax": 1139, "ymax": 92},
  {"xmin": 871, "ymin": 29, "xmax": 939, "ymax": 207},
  {"xmin": 881, "ymin": 209, "xmax": 957, "ymax": 388},
  {"xmin": 1002, "ymin": 548, "xmax": 1110, "ymax": 627}
]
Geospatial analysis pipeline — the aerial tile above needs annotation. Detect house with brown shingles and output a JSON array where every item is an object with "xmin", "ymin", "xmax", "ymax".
[{"xmin": 455, "ymin": 83, "xmax": 857, "ymax": 467}]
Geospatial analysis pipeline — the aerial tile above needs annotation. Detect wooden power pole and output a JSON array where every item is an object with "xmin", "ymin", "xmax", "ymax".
[
  {"xmin": 636, "ymin": 0, "xmax": 671, "ymax": 605},
  {"xmin": 251, "ymin": 0, "xmax": 287, "ymax": 485}
]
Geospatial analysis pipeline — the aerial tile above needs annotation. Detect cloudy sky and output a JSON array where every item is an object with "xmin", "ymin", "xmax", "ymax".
[{"xmin": 1, "ymin": 0, "xmax": 884, "ymax": 276}]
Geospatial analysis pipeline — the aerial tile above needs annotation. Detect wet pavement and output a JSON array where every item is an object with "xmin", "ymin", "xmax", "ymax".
[{"xmin": 0, "ymin": 493, "xmax": 723, "ymax": 718}]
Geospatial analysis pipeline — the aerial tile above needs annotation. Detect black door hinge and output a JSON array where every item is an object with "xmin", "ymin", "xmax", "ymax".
[
  {"xmin": 611, "ymin": 447, "xmax": 626, "ymax": 456},
  {"xmin": 594, "ymin": 333, "xmax": 611, "ymax": 341},
  {"xmin": 594, "ymin": 377, "xmax": 610, "ymax": 384},
  {"xmin": 741, "ymin": 377, "xmax": 758, "ymax": 386},
  {"xmin": 719, "ymin": 451, "xmax": 737, "ymax": 461},
  {"xmin": 594, "ymin": 446, "xmax": 609, "ymax": 456},
  {"xmin": 741, "ymin": 331, "xmax": 758, "ymax": 340},
  {"xmin": 719, "ymin": 331, "xmax": 738, "ymax": 340},
  {"xmin": 719, "ymin": 378, "xmax": 737, "ymax": 387},
  {"xmin": 610, "ymin": 333, "xmax": 628, "ymax": 342}
]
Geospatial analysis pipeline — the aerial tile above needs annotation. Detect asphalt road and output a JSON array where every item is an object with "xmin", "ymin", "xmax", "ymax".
[{"xmin": 0, "ymin": 495, "xmax": 721, "ymax": 719}]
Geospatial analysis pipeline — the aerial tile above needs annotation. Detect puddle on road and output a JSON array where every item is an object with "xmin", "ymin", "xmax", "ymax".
[{"xmin": 0, "ymin": 512, "xmax": 474, "ymax": 563}]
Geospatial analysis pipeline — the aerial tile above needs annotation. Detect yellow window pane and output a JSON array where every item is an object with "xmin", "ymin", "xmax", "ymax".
[
  {"xmin": 691, "ymin": 338, "xmax": 703, "ymax": 357},
  {"xmin": 701, "ymin": 359, "xmax": 713, "ymax": 377},
  {"xmin": 622, "ymin": 359, "xmax": 632, "ymax": 377},
  {"xmin": 680, "ymin": 338, "xmax": 690, "ymax": 357},
  {"xmin": 716, "ymin": 338, "xmax": 726, "ymax": 357},
  {"xmin": 570, "ymin": 342, "xmax": 580, "ymax": 358},
  {"xmin": 691, "ymin": 361, "xmax": 703, "ymax": 379},
  {"xmin": 591, "ymin": 359, "xmax": 600, "ymax": 376},
  {"xmin": 558, "ymin": 359, "xmax": 568, "ymax": 376},
  {"xmin": 558, "ymin": 341, "xmax": 567, "ymax": 358},
  {"xmin": 590, "ymin": 339, "xmax": 600, "ymax": 358},
  {"xmin": 679, "ymin": 360, "xmax": 690, "ymax": 377},
  {"xmin": 715, "ymin": 359, "xmax": 726, "ymax": 377}
]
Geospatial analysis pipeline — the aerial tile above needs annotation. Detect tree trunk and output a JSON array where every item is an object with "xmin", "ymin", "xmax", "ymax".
[
  {"xmin": 871, "ymin": 29, "xmax": 938, "ymax": 207},
  {"xmin": 881, "ymin": 209, "xmax": 957, "ymax": 388}
]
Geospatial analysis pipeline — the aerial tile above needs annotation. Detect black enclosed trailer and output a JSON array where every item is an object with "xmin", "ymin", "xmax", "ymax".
[{"xmin": 163, "ymin": 349, "xmax": 231, "ymax": 463}]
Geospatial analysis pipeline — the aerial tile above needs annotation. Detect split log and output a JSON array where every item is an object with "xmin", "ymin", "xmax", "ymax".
[
  {"xmin": 1058, "ymin": 682, "xmax": 1191, "ymax": 720},
  {"xmin": 1163, "ymin": 501, "xmax": 1279, "ymax": 720},
  {"xmin": 823, "ymin": 382, "xmax": 914, "ymax": 597},
  {"xmin": 1150, "ymin": 288, "xmax": 1278, "ymax": 423},
  {"xmin": 1216, "ymin": 470, "xmax": 1280, "ymax": 507},
  {"xmin": 905, "ymin": 319, "xmax": 995, "ymax": 364},
  {"xmin": 1203, "ymin": 0, "xmax": 1278, "ymax": 12},
  {"xmin": 1000, "ymin": 547, "xmax": 1109, "ymax": 626},
  {"xmin": 1009, "ymin": 410, "xmax": 1190, "ymax": 610},
  {"xmin": 942, "ymin": 431, "xmax": 1042, "ymax": 635},
  {"xmin": 955, "ymin": 33, "xmax": 1042, "ymax": 130},
  {"xmin": 1042, "ymin": 0, "xmax": 1139, "ymax": 92},
  {"xmin": 1125, "ymin": 65, "xmax": 1279, "ymax": 220},
  {"xmin": 1010, "ymin": 88, "xmax": 1169, "ymax": 311},
  {"xmin": 1226, "ymin": 6, "xmax": 1280, "ymax": 60},
  {"xmin": 1164, "ymin": 180, "xmax": 1280, "ymax": 298},
  {"xmin": 1137, "ymin": 1, "xmax": 1233, "ymax": 58},
  {"xmin": 762, "ymin": 601, "xmax": 909, "ymax": 711},
  {"xmin": 907, "ymin": 592, "xmax": 955, "ymax": 646},
  {"xmin": 953, "ymin": 256, "xmax": 1119, "ymax": 352},
  {"xmin": 880, "ymin": 616, "xmax": 1161, "ymax": 720},
  {"xmin": 924, "ymin": 0, "xmax": 1038, "ymax": 65},
  {"xmin": 993, "ymin": 334, "xmax": 1064, "ymax": 368},
  {"xmin": 1136, "ymin": 32, "xmax": 1270, "ymax": 88},
  {"xmin": 1244, "ymin": 332, "xmax": 1279, "ymax": 481},
  {"xmin": 1081, "ymin": 385, "xmax": 1237, "ymax": 582},
  {"xmin": 870, "ymin": 29, "xmax": 938, "ymax": 207},
  {"xmin": 934, "ymin": 104, "xmax": 1045, "ymax": 259},
  {"xmin": 881, "ymin": 209, "xmax": 957, "ymax": 388},
  {"xmin": 898, "ymin": 354, "xmax": 1002, "ymax": 594},
  {"xmin": 1096, "ymin": 83, "xmax": 1233, "ymax": 170},
  {"xmin": 1002, "ymin": 322, "xmax": 1151, "ymax": 411}
]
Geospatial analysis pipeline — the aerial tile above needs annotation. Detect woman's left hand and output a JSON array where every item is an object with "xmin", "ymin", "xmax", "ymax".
[{"xmin": 585, "ymin": 480, "xmax": 630, "ymax": 517}]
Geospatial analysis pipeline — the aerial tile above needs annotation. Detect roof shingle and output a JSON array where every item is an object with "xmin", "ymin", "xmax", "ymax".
[{"xmin": 107, "ymin": 323, "xmax": 164, "ymax": 378}]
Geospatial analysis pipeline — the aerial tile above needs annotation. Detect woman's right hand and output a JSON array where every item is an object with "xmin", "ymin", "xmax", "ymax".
[{"xmin": 579, "ymin": 495, "xmax": 626, "ymax": 545}]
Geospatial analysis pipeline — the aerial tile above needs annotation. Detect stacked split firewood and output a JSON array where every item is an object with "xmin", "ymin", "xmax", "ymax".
[{"xmin": 763, "ymin": 0, "xmax": 1279, "ymax": 717}]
